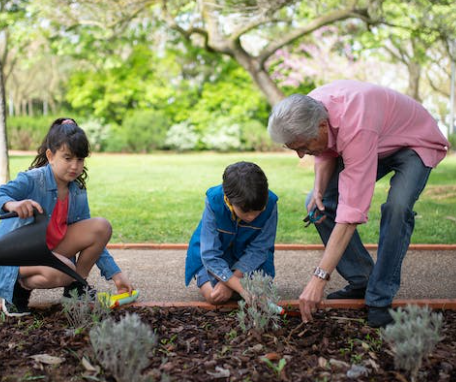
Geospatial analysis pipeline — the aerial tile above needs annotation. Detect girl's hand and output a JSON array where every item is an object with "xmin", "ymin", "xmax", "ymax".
[
  {"xmin": 4, "ymin": 200, "xmax": 43, "ymax": 219},
  {"xmin": 112, "ymin": 272, "xmax": 134, "ymax": 294}
]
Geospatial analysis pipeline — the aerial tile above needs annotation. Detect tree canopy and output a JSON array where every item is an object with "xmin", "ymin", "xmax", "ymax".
[{"xmin": 0, "ymin": 0, "xmax": 454, "ymax": 165}]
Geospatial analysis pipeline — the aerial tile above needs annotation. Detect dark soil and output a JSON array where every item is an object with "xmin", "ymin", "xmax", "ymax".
[{"xmin": 0, "ymin": 305, "xmax": 455, "ymax": 382}]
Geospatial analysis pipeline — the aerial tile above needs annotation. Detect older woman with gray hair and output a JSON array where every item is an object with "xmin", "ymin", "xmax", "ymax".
[{"xmin": 268, "ymin": 80, "xmax": 449, "ymax": 328}]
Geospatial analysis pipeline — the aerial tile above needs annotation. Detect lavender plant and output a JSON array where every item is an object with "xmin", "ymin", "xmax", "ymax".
[
  {"xmin": 89, "ymin": 313, "xmax": 157, "ymax": 382},
  {"xmin": 381, "ymin": 305, "xmax": 443, "ymax": 382},
  {"xmin": 62, "ymin": 289, "xmax": 111, "ymax": 333},
  {"xmin": 237, "ymin": 271, "xmax": 281, "ymax": 334}
]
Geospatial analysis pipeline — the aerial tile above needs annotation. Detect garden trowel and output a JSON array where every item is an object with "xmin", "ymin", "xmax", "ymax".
[{"xmin": 97, "ymin": 290, "xmax": 140, "ymax": 309}]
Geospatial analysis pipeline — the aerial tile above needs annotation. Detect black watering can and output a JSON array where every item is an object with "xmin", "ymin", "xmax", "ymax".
[{"xmin": 0, "ymin": 209, "xmax": 87, "ymax": 286}]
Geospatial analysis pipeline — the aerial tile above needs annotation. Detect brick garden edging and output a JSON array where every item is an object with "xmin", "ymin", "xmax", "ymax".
[
  {"xmin": 108, "ymin": 243, "xmax": 456, "ymax": 250},
  {"xmin": 110, "ymin": 244, "xmax": 456, "ymax": 311},
  {"xmin": 131, "ymin": 299, "xmax": 456, "ymax": 311},
  {"xmin": 29, "ymin": 298, "xmax": 456, "ymax": 312}
]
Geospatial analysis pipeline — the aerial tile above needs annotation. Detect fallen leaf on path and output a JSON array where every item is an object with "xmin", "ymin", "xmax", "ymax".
[
  {"xmin": 29, "ymin": 354, "xmax": 65, "ymax": 365},
  {"xmin": 207, "ymin": 366, "xmax": 230, "ymax": 378}
]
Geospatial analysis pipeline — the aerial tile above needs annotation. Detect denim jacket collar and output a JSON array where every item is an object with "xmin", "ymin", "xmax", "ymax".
[{"xmin": 44, "ymin": 164, "xmax": 58, "ymax": 192}]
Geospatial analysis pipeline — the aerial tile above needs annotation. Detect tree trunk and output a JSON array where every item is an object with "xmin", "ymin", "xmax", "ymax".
[
  {"xmin": 249, "ymin": 67, "xmax": 285, "ymax": 106},
  {"xmin": 28, "ymin": 99, "xmax": 33, "ymax": 116},
  {"xmin": 0, "ymin": 61, "xmax": 10, "ymax": 184},
  {"xmin": 8, "ymin": 93, "xmax": 14, "ymax": 116},
  {"xmin": 233, "ymin": 50, "xmax": 285, "ymax": 106},
  {"xmin": 407, "ymin": 61, "xmax": 422, "ymax": 103}
]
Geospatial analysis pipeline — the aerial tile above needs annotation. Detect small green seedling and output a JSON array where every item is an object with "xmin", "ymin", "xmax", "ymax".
[{"xmin": 262, "ymin": 357, "xmax": 287, "ymax": 378}]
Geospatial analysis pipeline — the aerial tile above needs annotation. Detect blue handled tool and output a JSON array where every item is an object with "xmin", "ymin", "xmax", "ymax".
[{"xmin": 303, "ymin": 206, "xmax": 325, "ymax": 228}]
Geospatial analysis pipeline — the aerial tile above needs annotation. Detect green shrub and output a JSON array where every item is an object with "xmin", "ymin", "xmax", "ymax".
[
  {"xmin": 447, "ymin": 133, "xmax": 456, "ymax": 152},
  {"xmin": 103, "ymin": 124, "xmax": 128, "ymax": 152},
  {"xmin": 164, "ymin": 121, "xmax": 199, "ymax": 151},
  {"xmin": 201, "ymin": 117, "xmax": 241, "ymax": 151},
  {"xmin": 7, "ymin": 114, "xmax": 94, "ymax": 151},
  {"xmin": 81, "ymin": 119, "xmax": 110, "ymax": 152},
  {"xmin": 240, "ymin": 120, "xmax": 278, "ymax": 152},
  {"xmin": 7, "ymin": 115, "xmax": 54, "ymax": 150},
  {"xmin": 164, "ymin": 117, "xmax": 279, "ymax": 152},
  {"xmin": 104, "ymin": 110, "xmax": 170, "ymax": 153}
]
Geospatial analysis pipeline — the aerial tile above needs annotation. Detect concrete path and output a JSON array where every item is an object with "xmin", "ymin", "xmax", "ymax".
[{"xmin": 29, "ymin": 248, "xmax": 456, "ymax": 305}]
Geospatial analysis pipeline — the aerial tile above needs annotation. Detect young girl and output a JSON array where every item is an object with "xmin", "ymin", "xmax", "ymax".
[{"xmin": 0, "ymin": 118, "xmax": 133, "ymax": 317}]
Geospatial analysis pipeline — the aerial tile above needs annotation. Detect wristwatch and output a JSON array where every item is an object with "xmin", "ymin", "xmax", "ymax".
[{"xmin": 314, "ymin": 267, "xmax": 331, "ymax": 281}]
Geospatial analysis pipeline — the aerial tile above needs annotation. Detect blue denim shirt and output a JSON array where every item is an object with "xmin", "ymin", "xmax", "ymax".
[
  {"xmin": 0, "ymin": 164, "xmax": 120, "ymax": 303},
  {"xmin": 185, "ymin": 185, "xmax": 278, "ymax": 286}
]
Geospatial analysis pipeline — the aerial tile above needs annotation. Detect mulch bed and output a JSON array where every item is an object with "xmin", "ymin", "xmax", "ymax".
[{"xmin": 0, "ymin": 304, "xmax": 455, "ymax": 381}]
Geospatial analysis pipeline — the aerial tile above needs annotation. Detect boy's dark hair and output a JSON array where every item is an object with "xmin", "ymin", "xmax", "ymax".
[
  {"xmin": 223, "ymin": 161, "xmax": 269, "ymax": 212},
  {"xmin": 29, "ymin": 118, "xmax": 90, "ymax": 189}
]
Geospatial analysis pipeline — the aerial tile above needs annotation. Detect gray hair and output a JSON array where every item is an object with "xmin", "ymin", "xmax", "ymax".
[{"xmin": 267, "ymin": 94, "xmax": 328, "ymax": 144}]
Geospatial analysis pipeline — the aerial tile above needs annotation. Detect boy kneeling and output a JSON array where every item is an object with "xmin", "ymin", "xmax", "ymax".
[{"xmin": 185, "ymin": 162, "xmax": 278, "ymax": 304}]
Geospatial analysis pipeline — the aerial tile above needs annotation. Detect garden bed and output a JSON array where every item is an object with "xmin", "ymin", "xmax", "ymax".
[{"xmin": 0, "ymin": 304, "xmax": 455, "ymax": 382}]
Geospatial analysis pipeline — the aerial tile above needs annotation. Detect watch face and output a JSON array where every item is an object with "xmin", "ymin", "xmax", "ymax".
[{"xmin": 314, "ymin": 267, "xmax": 329, "ymax": 280}]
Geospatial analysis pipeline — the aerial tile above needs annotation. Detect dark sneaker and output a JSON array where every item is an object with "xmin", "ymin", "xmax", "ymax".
[
  {"xmin": 2, "ymin": 299, "xmax": 31, "ymax": 317},
  {"xmin": 327, "ymin": 285, "xmax": 366, "ymax": 299},
  {"xmin": 2, "ymin": 281, "xmax": 32, "ymax": 317},
  {"xmin": 367, "ymin": 306, "xmax": 394, "ymax": 328},
  {"xmin": 63, "ymin": 280, "xmax": 97, "ymax": 301}
]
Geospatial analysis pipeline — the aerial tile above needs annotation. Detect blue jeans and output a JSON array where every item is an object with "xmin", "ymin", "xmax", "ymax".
[
  {"xmin": 195, "ymin": 258, "xmax": 274, "ymax": 288},
  {"xmin": 306, "ymin": 149, "xmax": 432, "ymax": 307}
]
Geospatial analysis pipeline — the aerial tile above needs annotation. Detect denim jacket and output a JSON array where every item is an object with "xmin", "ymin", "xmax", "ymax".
[
  {"xmin": 185, "ymin": 185, "xmax": 278, "ymax": 286},
  {"xmin": 0, "ymin": 164, "xmax": 120, "ymax": 303}
]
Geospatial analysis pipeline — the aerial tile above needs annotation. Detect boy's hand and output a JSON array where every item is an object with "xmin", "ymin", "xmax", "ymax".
[
  {"xmin": 4, "ymin": 200, "xmax": 43, "ymax": 218},
  {"xmin": 112, "ymin": 272, "xmax": 133, "ymax": 294},
  {"xmin": 210, "ymin": 282, "xmax": 233, "ymax": 303}
]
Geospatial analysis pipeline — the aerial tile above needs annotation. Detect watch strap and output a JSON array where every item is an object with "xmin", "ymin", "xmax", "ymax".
[{"xmin": 314, "ymin": 266, "xmax": 330, "ymax": 281}]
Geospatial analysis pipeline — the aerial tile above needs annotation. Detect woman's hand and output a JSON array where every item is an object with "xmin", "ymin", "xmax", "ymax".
[{"xmin": 4, "ymin": 200, "xmax": 43, "ymax": 219}]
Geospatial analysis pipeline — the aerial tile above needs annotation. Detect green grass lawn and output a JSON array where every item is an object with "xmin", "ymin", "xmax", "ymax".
[{"xmin": 7, "ymin": 152, "xmax": 456, "ymax": 244}]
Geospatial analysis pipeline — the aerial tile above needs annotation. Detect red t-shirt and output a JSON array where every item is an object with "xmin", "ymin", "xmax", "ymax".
[{"xmin": 46, "ymin": 196, "xmax": 69, "ymax": 250}]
